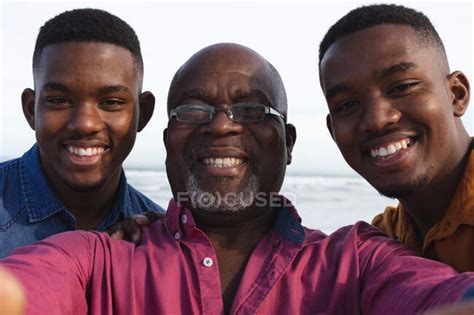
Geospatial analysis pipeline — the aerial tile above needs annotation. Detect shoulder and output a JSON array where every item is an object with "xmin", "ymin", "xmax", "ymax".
[
  {"xmin": 126, "ymin": 183, "xmax": 165, "ymax": 213},
  {"xmin": 19, "ymin": 230, "xmax": 97, "ymax": 254},
  {"xmin": 302, "ymin": 221, "xmax": 391, "ymax": 254},
  {"xmin": 0, "ymin": 157, "xmax": 23, "ymax": 200},
  {"xmin": 298, "ymin": 222, "xmax": 406, "ymax": 272},
  {"xmin": 371, "ymin": 205, "xmax": 400, "ymax": 236},
  {"xmin": 304, "ymin": 221, "xmax": 386, "ymax": 244},
  {"xmin": 0, "ymin": 156, "xmax": 22, "ymax": 175},
  {"xmin": 9, "ymin": 230, "xmax": 136, "ymax": 263},
  {"xmin": 0, "ymin": 156, "xmax": 27, "ymax": 244}
]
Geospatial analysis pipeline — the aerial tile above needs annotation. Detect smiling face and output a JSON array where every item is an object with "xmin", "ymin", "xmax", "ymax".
[
  {"xmin": 164, "ymin": 44, "xmax": 295, "ymax": 213},
  {"xmin": 320, "ymin": 24, "xmax": 470, "ymax": 198},
  {"xmin": 23, "ymin": 42, "xmax": 152, "ymax": 192}
]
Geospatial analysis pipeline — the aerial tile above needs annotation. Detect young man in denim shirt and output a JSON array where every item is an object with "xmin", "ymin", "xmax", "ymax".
[{"xmin": 0, "ymin": 8, "xmax": 164, "ymax": 258}]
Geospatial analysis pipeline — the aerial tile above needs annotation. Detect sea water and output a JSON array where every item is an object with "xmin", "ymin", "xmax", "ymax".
[{"xmin": 126, "ymin": 169, "xmax": 396, "ymax": 234}]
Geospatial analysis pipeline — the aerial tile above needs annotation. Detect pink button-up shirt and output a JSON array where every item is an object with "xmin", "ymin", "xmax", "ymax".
[{"xmin": 2, "ymin": 200, "xmax": 474, "ymax": 314}]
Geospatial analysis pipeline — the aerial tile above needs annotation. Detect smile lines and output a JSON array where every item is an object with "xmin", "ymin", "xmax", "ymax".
[
  {"xmin": 66, "ymin": 146, "xmax": 106, "ymax": 157},
  {"xmin": 202, "ymin": 157, "xmax": 244, "ymax": 168},
  {"xmin": 370, "ymin": 138, "xmax": 411, "ymax": 158}
]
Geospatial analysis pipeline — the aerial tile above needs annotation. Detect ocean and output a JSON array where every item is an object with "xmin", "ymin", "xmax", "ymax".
[{"xmin": 125, "ymin": 169, "xmax": 397, "ymax": 234}]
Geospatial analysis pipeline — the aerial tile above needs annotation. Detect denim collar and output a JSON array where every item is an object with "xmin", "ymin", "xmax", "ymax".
[
  {"xmin": 20, "ymin": 144, "xmax": 132, "ymax": 230},
  {"xmin": 274, "ymin": 204, "xmax": 305, "ymax": 245}
]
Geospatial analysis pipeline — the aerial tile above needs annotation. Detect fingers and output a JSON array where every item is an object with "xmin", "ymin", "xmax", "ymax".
[
  {"xmin": 107, "ymin": 211, "xmax": 164, "ymax": 243},
  {"xmin": 143, "ymin": 210, "xmax": 165, "ymax": 222},
  {"xmin": 133, "ymin": 214, "xmax": 151, "ymax": 225},
  {"xmin": 109, "ymin": 224, "xmax": 125, "ymax": 240},
  {"xmin": 119, "ymin": 217, "xmax": 142, "ymax": 243}
]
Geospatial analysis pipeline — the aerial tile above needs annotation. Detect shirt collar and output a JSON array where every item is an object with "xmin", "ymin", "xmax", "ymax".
[
  {"xmin": 20, "ymin": 144, "xmax": 132, "ymax": 229},
  {"xmin": 95, "ymin": 171, "xmax": 132, "ymax": 230},
  {"xmin": 424, "ymin": 142, "xmax": 474, "ymax": 247},
  {"xmin": 165, "ymin": 195, "xmax": 305, "ymax": 245},
  {"xmin": 20, "ymin": 144, "xmax": 66, "ymax": 222}
]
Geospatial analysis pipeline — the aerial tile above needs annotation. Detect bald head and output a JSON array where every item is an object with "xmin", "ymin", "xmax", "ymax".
[{"xmin": 167, "ymin": 43, "xmax": 288, "ymax": 120}]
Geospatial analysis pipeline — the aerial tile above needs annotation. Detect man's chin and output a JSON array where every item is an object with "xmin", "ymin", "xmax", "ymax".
[
  {"xmin": 185, "ymin": 172, "xmax": 260, "ymax": 213},
  {"xmin": 374, "ymin": 177, "xmax": 430, "ymax": 199},
  {"xmin": 62, "ymin": 178, "xmax": 107, "ymax": 193}
]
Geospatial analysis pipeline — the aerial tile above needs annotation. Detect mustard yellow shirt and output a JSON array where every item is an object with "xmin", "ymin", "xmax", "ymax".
[{"xmin": 372, "ymin": 145, "xmax": 474, "ymax": 271}]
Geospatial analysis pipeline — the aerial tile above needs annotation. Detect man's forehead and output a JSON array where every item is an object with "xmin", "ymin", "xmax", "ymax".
[
  {"xmin": 35, "ymin": 42, "xmax": 141, "ymax": 79},
  {"xmin": 172, "ymin": 62, "xmax": 275, "ymax": 97},
  {"xmin": 320, "ymin": 24, "xmax": 440, "ymax": 88},
  {"xmin": 322, "ymin": 24, "xmax": 420, "ymax": 62}
]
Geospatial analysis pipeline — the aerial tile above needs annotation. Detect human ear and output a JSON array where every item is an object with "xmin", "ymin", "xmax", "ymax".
[
  {"xmin": 137, "ymin": 91, "xmax": 155, "ymax": 132},
  {"xmin": 285, "ymin": 123, "xmax": 297, "ymax": 165},
  {"xmin": 326, "ymin": 114, "xmax": 335, "ymax": 140},
  {"xmin": 21, "ymin": 88, "xmax": 36, "ymax": 130},
  {"xmin": 447, "ymin": 71, "xmax": 470, "ymax": 117}
]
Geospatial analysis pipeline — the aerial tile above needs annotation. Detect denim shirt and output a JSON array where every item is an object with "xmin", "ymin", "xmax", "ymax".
[{"xmin": 0, "ymin": 144, "xmax": 164, "ymax": 258}]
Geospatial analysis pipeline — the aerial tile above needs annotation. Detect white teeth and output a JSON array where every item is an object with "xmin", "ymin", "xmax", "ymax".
[
  {"xmin": 202, "ymin": 157, "xmax": 244, "ymax": 168},
  {"xmin": 66, "ymin": 146, "xmax": 105, "ymax": 157},
  {"xmin": 378, "ymin": 147, "xmax": 388, "ymax": 157},
  {"xmin": 370, "ymin": 139, "xmax": 411, "ymax": 158},
  {"xmin": 387, "ymin": 144, "xmax": 396, "ymax": 155}
]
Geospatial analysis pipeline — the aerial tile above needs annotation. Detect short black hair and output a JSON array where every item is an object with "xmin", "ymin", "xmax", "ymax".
[
  {"xmin": 33, "ymin": 8, "xmax": 143, "ymax": 73},
  {"xmin": 318, "ymin": 4, "xmax": 445, "ymax": 66}
]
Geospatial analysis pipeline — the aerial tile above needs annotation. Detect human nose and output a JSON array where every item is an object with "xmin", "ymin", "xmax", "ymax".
[
  {"xmin": 66, "ymin": 102, "xmax": 103, "ymax": 134},
  {"xmin": 358, "ymin": 97, "xmax": 401, "ymax": 132},
  {"xmin": 200, "ymin": 108, "xmax": 244, "ymax": 136}
]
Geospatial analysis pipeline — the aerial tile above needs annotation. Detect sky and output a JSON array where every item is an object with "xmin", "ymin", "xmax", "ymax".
[{"xmin": 1, "ymin": 0, "xmax": 472, "ymax": 176}]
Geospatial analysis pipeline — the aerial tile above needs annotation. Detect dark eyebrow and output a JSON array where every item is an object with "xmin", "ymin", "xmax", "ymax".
[
  {"xmin": 179, "ymin": 89, "xmax": 209, "ymax": 100},
  {"xmin": 43, "ymin": 82, "xmax": 70, "ymax": 93},
  {"xmin": 98, "ymin": 85, "xmax": 131, "ymax": 95},
  {"xmin": 42, "ymin": 82, "xmax": 131, "ymax": 95},
  {"xmin": 325, "ymin": 63, "xmax": 418, "ymax": 100},
  {"xmin": 380, "ymin": 62, "xmax": 417, "ymax": 79},
  {"xmin": 324, "ymin": 83, "xmax": 353, "ymax": 100}
]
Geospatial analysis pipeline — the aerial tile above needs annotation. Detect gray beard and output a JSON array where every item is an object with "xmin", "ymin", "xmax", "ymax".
[{"xmin": 185, "ymin": 171, "xmax": 259, "ymax": 213}]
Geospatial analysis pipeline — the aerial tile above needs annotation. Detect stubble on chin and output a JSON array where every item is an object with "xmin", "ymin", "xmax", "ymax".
[{"xmin": 375, "ymin": 174, "xmax": 430, "ymax": 199}]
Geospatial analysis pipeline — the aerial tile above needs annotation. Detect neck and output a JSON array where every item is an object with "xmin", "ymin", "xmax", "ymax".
[
  {"xmin": 194, "ymin": 205, "xmax": 276, "ymax": 252},
  {"xmin": 48, "ymin": 172, "xmax": 122, "ymax": 231},
  {"xmin": 401, "ymin": 140, "xmax": 472, "ymax": 237}
]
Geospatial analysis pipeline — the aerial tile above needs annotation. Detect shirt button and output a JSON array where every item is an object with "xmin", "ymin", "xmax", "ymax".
[
  {"xmin": 181, "ymin": 215, "xmax": 188, "ymax": 224},
  {"xmin": 174, "ymin": 232, "xmax": 181, "ymax": 240},
  {"xmin": 202, "ymin": 257, "xmax": 213, "ymax": 267}
]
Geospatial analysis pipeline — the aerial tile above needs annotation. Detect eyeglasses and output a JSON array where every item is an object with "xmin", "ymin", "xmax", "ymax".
[{"xmin": 169, "ymin": 102, "xmax": 285, "ymax": 124}]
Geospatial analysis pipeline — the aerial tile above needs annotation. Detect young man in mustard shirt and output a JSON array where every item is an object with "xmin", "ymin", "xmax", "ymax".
[{"xmin": 320, "ymin": 4, "xmax": 473, "ymax": 271}]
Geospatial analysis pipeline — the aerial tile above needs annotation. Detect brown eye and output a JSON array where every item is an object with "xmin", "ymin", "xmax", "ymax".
[
  {"xmin": 388, "ymin": 82, "xmax": 419, "ymax": 94},
  {"xmin": 334, "ymin": 100, "xmax": 359, "ymax": 114},
  {"xmin": 45, "ymin": 97, "xmax": 72, "ymax": 109},
  {"xmin": 100, "ymin": 99, "xmax": 126, "ymax": 110}
]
